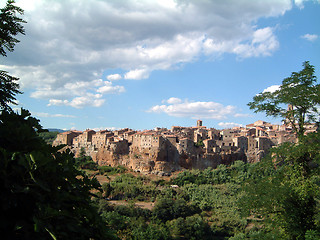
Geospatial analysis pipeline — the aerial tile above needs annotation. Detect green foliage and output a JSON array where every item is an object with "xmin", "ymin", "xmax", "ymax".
[
  {"xmin": 0, "ymin": 0, "xmax": 26, "ymax": 57},
  {"xmin": 305, "ymin": 230, "xmax": 320, "ymax": 240},
  {"xmin": 113, "ymin": 203, "xmax": 152, "ymax": 219},
  {"xmin": 38, "ymin": 131, "xmax": 59, "ymax": 145},
  {"xmin": 98, "ymin": 165, "xmax": 127, "ymax": 175},
  {"xmin": 171, "ymin": 161, "xmax": 257, "ymax": 186},
  {"xmin": 102, "ymin": 211, "xmax": 130, "ymax": 231},
  {"xmin": 102, "ymin": 182, "xmax": 113, "ymax": 198},
  {"xmin": 248, "ymin": 61, "xmax": 320, "ymax": 138},
  {"xmin": 130, "ymin": 221, "xmax": 172, "ymax": 240},
  {"xmin": 240, "ymin": 132, "xmax": 320, "ymax": 239},
  {"xmin": 0, "ymin": 70, "xmax": 22, "ymax": 110},
  {"xmin": 0, "ymin": 109, "xmax": 117, "ymax": 239},
  {"xmin": 230, "ymin": 230, "xmax": 281, "ymax": 240},
  {"xmin": 195, "ymin": 139, "xmax": 204, "ymax": 147},
  {"xmin": 79, "ymin": 146, "xmax": 86, "ymax": 157},
  {"xmin": 152, "ymin": 197, "xmax": 199, "ymax": 222},
  {"xmin": 108, "ymin": 174, "xmax": 160, "ymax": 201},
  {"xmin": 168, "ymin": 214, "xmax": 212, "ymax": 240},
  {"xmin": 0, "ymin": 0, "xmax": 25, "ymax": 111},
  {"xmin": 75, "ymin": 155, "xmax": 98, "ymax": 170}
]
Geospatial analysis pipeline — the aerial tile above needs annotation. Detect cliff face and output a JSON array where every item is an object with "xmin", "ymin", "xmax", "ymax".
[{"xmin": 91, "ymin": 144, "xmax": 247, "ymax": 175}]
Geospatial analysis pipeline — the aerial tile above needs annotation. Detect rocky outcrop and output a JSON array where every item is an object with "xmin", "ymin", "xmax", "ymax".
[{"xmin": 90, "ymin": 144, "xmax": 247, "ymax": 175}]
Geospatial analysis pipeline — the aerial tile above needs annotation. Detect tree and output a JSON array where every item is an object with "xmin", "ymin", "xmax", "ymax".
[
  {"xmin": 240, "ymin": 134, "xmax": 320, "ymax": 239},
  {"xmin": 0, "ymin": 109, "xmax": 118, "ymax": 239},
  {"xmin": 0, "ymin": 70, "xmax": 21, "ymax": 111},
  {"xmin": 0, "ymin": 0, "xmax": 25, "ymax": 111},
  {"xmin": 244, "ymin": 62, "xmax": 320, "ymax": 239},
  {"xmin": 0, "ymin": 0, "xmax": 26, "ymax": 57},
  {"xmin": 248, "ymin": 61, "xmax": 320, "ymax": 139}
]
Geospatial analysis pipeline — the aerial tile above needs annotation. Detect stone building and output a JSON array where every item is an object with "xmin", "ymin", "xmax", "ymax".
[
  {"xmin": 203, "ymin": 139, "xmax": 217, "ymax": 153},
  {"xmin": 233, "ymin": 136, "xmax": 248, "ymax": 153},
  {"xmin": 197, "ymin": 120, "xmax": 202, "ymax": 127},
  {"xmin": 73, "ymin": 129, "xmax": 96, "ymax": 148},
  {"xmin": 53, "ymin": 131, "xmax": 81, "ymax": 146},
  {"xmin": 132, "ymin": 131, "xmax": 165, "ymax": 150},
  {"xmin": 92, "ymin": 130, "xmax": 113, "ymax": 149},
  {"xmin": 177, "ymin": 138, "xmax": 194, "ymax": 152}
]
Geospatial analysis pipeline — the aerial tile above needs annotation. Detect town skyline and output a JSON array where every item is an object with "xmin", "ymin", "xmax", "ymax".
[{"xmin": 54, "ymin": 118, "xmax": 313, "ymax": 175}]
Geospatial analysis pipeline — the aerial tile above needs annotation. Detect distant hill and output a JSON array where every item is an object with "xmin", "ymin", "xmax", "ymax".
[{"xmin": 47, "ymin": 128, "xmax": 66, "ymax": 133}]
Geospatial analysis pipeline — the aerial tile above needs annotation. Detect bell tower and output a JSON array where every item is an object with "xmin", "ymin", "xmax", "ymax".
[{"xmin": 197, "ymin": 120, "xmax": 202, "ymax": 128}]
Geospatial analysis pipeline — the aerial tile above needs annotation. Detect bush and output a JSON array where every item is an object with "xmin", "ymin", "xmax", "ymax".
[
  {"xmin": 168, "ymin": 214, "xmax": 212, "ymax": 240},
  {"xmin": 75, "ymin": 156, "xmax": 98, "ymax": 170},
  {"xmin": 98, "ymin": 165, "xmax": 127, "ymax": 175},
  {"xmin": 152, "ymin": 197, "xmax": 198, "ymax": 222},
  {"xmin": 130, "ymin": 222, "xmax": 172, "ymax": 240}
]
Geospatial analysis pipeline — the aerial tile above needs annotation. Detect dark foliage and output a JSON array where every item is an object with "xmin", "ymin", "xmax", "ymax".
[
  {"xmin": 0, "ymin": 0, "xmax": 26, "ymax": 57},
  {"xmin": 0, "ymin": 109, "xmax": 117, "ymax": 239}
]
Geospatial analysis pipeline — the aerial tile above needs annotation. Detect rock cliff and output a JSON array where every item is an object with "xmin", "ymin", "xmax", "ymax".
[{"xmin": 91, "ymin": 144, "xmax": 246, "ymax": 176}]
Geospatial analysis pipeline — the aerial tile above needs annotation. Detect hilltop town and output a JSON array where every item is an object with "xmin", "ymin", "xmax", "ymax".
[{"xmin": 53, "ymin": 120, "xmax": 317, "ymax": 175}]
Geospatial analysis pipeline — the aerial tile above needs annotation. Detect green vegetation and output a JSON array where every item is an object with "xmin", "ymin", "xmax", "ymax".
[
  {"xmin": 195, "ymin": 139, "xmax": 204, "ymax": 147},
  {"xmin": 248, "ymin": 61, "xmax": 320, "ymax": 139},
  {"xmin": 38, "ymin": 131, "xmax": 59, "ymax": 145},
  {"xmin": 93, "ymin": 161, "xmax": 262, "ymax": 239},
  {"xmin": 75, "ymin": 155, "xmax": 98, "ymax": 170},
  {"xmin": 93, "ymin": 142, "xmax": 320, "ymax": 239},
  {"xmin": 0, "ymin": 0, "xmax": 24, "ymax": 111},
  {"xmin": 245, "ymin": 61, "xmax": 320, "ymax": 239},
  {"xmin": 98, "ymin": 165, "xmax": 127, "ymax": 175},
  {"xmin": 105, "ymin": 173, "xmax": 161, "ymax": 201}
]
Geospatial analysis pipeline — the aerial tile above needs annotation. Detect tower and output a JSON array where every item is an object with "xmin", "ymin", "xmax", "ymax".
[{"xmin": 197, "ymin": 120, "xmax": 202, "ymax": 128}]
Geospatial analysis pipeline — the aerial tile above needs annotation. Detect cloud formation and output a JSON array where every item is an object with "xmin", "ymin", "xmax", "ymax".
[
  {"xmin": 97, "ymin": 81, "xmax": 125, "ymax": 94},
  {"xmin": 218, "ymin": 122, "xmax": 244, "ymax": 129},
  {"xmin": 148, "ymin": 98, "xmax": 245, "ymax": 120},
  {"xmin": 262, "ymin": 85, "xmax": 281, "ymax": 93},
  {"xmin": 107, "ymin": 74, "xmax": 122, "ymax": 81},
  {"xmin": 48, "ymin": 93, "xmax": 105, "ymax": 108},
  {"xmin": 2, "ymin": 0, "xmax": 305, "ymax": 107},
  {"xmin": 301, "ymin": 34, "xmax": 318, "ymax": 42},
  {"xmin": 32, "ymin": 112, "xmax": 76, "ymax": 118}
]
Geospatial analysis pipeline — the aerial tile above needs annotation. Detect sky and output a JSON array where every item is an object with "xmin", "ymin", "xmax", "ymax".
[{"xmin": 1, "ymin": 0, "xmax": 320, "ymax": 131}]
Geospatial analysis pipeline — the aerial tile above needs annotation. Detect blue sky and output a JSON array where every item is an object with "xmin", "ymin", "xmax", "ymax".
[{"xmin": 2, "ymin": 0, "xmax": 320, "ymax": 131}]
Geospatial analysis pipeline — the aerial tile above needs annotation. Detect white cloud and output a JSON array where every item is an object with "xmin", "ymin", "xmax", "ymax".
[
  {"xmin": 3, "ymin": 0, "xmax": 301, "ymax": 105},
  {"xmin": 166, "ymin": 97, "xmax": 182, "ymax": 104},
  {"xmin": 47, "ymin": 99, "xmax": 69, "ymax": 106},
  {"xmin": 234, "ymin": 113, "xmax": 252, "ymax": 118},
  {"xmin": 27, "ymin": 78, "xmax": 124, "ymax": 108},
  {"xmin": 48, "ymin": 93, "xmax": 105, "ymax": 108},
  {"xmin": 124, "ymin": 69, "xmax": 150, "ymax": 80},
  {"xmin": 218, "ymin": 122, "xmax": 244, "ymax": 128},
  {"xmin": 204, "ymin": 27, "xmax": 279, "ymax": 58},
  {"xmin": 69, "ymin": 95, "xmax": 105, "ymax": 108},
  {"xmin": 301, "ymin": 34, "xmax": 318, "ymax": 42},
  {"xmin": 262, "ymin": 85, "xmax": 280, "ymax": 93},
  {"xmin": 107, "ymin": 74, "xmax": 122, "ymax": 81},
  {"xmin": 148, "ymin": 98, "xmax": 245, "ymax": 120},
  {"xmin": 294, "ymin": 0, "xmax": 306, "ymax": 8},
  {"xmin": 97, "ymin": 81, "xmax": 125, "ymax": 94},
  {"xmin": 32, "ymin": 112, "xmax": 76, "ymax": 118},
  {"xmin": 92, "ymin": 126, "xmax": 118, "ymax": 132}
]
